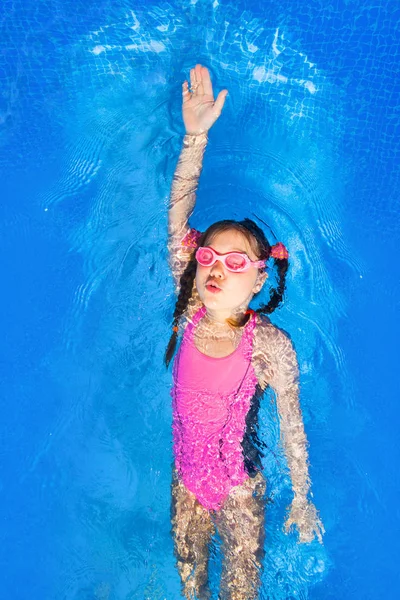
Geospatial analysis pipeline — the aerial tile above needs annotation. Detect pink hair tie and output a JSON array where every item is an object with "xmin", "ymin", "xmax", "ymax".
[
  {"xmin": 181, "ymin": 228, "xmax": 202, "ymax": 248},
  {"xmin": 270, "ymin": 242, "xmax": 289, "ymax": 260}
]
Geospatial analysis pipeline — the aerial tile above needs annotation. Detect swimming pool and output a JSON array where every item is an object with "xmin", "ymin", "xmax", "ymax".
[{"xmin": 1, "ymin": 0, "xmax": 399, "ymax": 598}]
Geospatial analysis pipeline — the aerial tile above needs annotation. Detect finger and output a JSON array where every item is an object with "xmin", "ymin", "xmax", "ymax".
[
  {"xmin": 317, "ymin": 520, "xmax": 325, "ymax": 543},
  {"xmin": 213, "ymin": 89, "xmax": 228, "ymax": 117},
  {"xmin": 317, "ymin": 529, "xmax": 323, "ymax": 544},
  {"xmin": 195, "ymin": 63, "xmax": 204, "ymax": 95},
  {"xmin": 284, "ymin": 518, "xmax": 293, "ymax": 532},
  {"xmin": 182, "ymin": 81, "xmax": 190, "ymax": 104},
  {"xmin": 201, "ymin": 66, "xmax": 213, "ymax": 96},
  {"xmin": 299, "ymin": 527, "xmax": 313, "ymax": 544},
  {"xmin": 195, "ymin": 63, "xmax": 203, "ymax": 81},
  {"xmin": 190, "ymin": 68, "xmax": 196, "ymax": 90}
]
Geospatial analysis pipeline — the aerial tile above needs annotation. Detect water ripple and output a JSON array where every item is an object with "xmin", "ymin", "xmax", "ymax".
[{"xmin": 40, "ymin": 1, "xmax": 359, "ymax": 596}]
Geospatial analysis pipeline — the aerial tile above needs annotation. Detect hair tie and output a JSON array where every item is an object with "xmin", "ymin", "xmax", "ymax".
[
  {"xmin": 270, "ymin": 242, "xmax": 289, "ymax": 260},
  {"xmin": 172, "ymin": 326, "xmax": 179, "ymax": 333},
  {"xmin": 181, "ymin": 228, "xmax": 202, "ymax": 249}
]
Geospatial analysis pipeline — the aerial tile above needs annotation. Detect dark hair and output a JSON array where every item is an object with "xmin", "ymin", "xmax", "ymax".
[{"xmin": 164, "ymin": 218, "xmax": 288, "ymax": 367}]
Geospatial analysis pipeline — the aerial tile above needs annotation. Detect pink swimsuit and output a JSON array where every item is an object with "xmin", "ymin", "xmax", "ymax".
[{"xmin": 171, "ymin": 306, "xmax": 259, "ymax": 511}]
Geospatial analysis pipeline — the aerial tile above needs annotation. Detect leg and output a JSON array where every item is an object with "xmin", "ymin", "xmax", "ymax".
[
  {"xmin": 171, "ymin": 471, "xmax": 215, "ymax": 599},
  {"xmin": 215, "ymin": 473, "xmax": 266, "ymax": 600}
]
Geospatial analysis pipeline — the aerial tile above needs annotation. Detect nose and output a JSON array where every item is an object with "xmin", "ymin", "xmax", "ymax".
[{"xmin": 209, "ymin": 260, "xmax": 225, "ymax": 278}]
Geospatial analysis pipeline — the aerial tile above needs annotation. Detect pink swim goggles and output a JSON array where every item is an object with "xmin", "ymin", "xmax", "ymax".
[{"xmin": 195, "ymin": 246, "xmax": 266, "ymax": 273}]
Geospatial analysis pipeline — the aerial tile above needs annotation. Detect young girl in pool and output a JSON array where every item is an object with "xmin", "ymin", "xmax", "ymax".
[{"xmin": 166, "ymin": 64, "xmax": 324, "ymax": 600}]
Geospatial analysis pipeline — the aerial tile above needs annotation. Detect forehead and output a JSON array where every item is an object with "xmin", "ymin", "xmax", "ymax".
[{"xmin": 208, "ymin": 229, "xmax": 256, "ymax": 256}]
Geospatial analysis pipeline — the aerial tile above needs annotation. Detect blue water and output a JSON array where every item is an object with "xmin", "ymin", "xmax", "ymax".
[{"xmin": 1, "ymin": 0, "xmax": 399, "ymax": 598}]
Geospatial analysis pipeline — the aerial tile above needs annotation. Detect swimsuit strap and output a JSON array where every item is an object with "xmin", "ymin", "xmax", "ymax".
[
  {"xmin": 184, "ymin": 305, "xmax": 207, "ymax": 340},
  {"xmin": 192, "ymin": 305, "xmax": 207, "ymax": 325}
]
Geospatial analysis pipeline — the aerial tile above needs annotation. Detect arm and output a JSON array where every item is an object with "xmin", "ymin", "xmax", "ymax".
[
  {"xmin": 270, "ymin": 331, "xmax": 311, "ymax": 499},
  {"xmin": 168, "ymin": 132, "xmax": 208, "ymax": 238},
  {"xmin": 168, "ymin": 64, "xmax": 228, "ymax": 288},
  {"xmin": 271, "ymin": 330, "xmax": 324, "ymax": 543},
  {"xmin": 254, "ymin": 321, "xmax": 324, "ymax": 543},
  {"xmin": 167, "ymin": 132, "xmax": 208, "ymax": 288}
]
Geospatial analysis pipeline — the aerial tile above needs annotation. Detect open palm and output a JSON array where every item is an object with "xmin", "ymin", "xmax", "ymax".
[
  {"xmin": 182, "ymin": 64, "xmax": 228, "ymax": 135},
  {"xmin": 285, "ymin": 499, "xmax": 325, "ymax": 544}
]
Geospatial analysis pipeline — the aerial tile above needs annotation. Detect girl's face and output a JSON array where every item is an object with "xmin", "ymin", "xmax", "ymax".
[{"xmin": 195, "ymin": 229, "xmax": 267, "ymax": 321}]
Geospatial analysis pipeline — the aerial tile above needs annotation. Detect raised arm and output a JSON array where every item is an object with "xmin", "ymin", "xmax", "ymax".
[
  {"xmin": 254, "ymin": 321, "xmax": 324, "ymax": 543},
  {"xmin": 168, "ymin": 131, "xmax": 208, "ymax": 239},
  {"xmin": 168, "ymin": 64, "xmax": 228, "ymax": 288},
  {"xmin": 167, "ymin": 131, "xmax": 208, "ymax": 287}
]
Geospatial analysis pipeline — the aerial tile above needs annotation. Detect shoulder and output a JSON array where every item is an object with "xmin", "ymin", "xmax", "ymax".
[
  {"xmin": 252, "ymin": 314, "xmax": 298, "ymax": 385},
  {"xmin": 253, "ymin": 313, "xmax": 294, "ymax": 352},
  {"xmin": 168, "ymin": 226, "xmax": 200, "ymax": 294},
  {"xmin": 252, "ymin": 314, "xmax": 298, "ymax": 391}
]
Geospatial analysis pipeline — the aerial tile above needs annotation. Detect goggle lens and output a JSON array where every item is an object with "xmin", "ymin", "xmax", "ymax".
[
  {"xmin": 197, "ymin": 247, "xmax": 214, "ymax": 265},
  {"xmin": 225, "ymin": 254, "xmax": 247, "ymax": 270}
]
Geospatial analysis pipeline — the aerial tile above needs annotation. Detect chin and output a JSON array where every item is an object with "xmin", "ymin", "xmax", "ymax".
[{"xmin": 202, "ymin": 296, "xmax": 221, "ymax": 309}]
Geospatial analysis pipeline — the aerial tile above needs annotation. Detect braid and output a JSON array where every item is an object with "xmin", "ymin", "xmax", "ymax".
[
  {"xmin": 255, "ymin": 257, "xmax": 289, "ymax": 315},
  {"xmin": 164, "ymin": 254, "xmax": 198, "ymax": 367},
  {"xmin": 238, "ymin": 219, "xmax": 289, "ymax": 316}
]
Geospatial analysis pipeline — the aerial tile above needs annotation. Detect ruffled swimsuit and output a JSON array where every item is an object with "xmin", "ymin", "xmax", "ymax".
[{"xmin": 171, "ymin": 306, "xmax": 259, "ymax": 511}]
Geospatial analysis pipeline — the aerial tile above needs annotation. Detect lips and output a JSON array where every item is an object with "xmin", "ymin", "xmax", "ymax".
[{"xmin": 206, "ymin": 280, "xmax": 222, "ymax": 293}]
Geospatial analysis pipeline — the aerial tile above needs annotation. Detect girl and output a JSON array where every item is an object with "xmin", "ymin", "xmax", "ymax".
[{"xmin": 166, "ymin": 64, "xmax": 324, "ymax": 600}]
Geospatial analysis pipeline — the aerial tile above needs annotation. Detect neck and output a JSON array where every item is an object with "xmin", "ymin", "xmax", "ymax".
[{"xmin": 204, "ymin": 305, "xmax": 249, "ymax": 326}]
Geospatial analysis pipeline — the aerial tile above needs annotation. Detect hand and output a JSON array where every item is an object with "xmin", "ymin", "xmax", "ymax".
[
  {"xmin": 182, "ymin": 64, "xmax": 228, "ymax": 135},
  {"xmin": 284, "ymin": 497, "xmax": 325, "ymax": 544}
]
